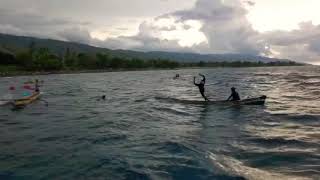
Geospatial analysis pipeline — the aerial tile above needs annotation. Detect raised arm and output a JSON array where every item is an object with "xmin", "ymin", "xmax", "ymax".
[
  {"xmin": 193, "ymin": 77, "xmax": 198, "ymax": 85},
  {"xmin": 199, "ymin": 73, "xmax": 205, "ymax": 83}
]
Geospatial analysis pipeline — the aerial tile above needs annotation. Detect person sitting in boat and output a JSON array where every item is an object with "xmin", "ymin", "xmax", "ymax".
[
  {"xmin": 227, "ymin": 87, "xmax": 240, "ymax": 101},
  {"xmin": 35, "ymin": 79, "xmax": 40, "ymax": 93},
  {"xmin": 194, "ymin": 73, "xmax": 209, "ymax": 101}
]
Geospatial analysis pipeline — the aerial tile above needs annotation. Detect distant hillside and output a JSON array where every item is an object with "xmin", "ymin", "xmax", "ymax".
[{"xmin": 0, "ymin": 33, "xmax": 291, "ymax": 63}]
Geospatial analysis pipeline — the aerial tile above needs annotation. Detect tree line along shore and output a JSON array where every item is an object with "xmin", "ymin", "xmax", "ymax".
[{"xmin": 0, "ymin": 43, "xmax": 304, "ymax": 76}]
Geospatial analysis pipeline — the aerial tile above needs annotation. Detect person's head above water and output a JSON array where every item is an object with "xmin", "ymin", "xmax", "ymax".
[{"xmin": 102, "ymin": 95, "xmax": 106, "ymax": 100}]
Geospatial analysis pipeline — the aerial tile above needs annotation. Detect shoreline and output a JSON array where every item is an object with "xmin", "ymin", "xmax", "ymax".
[
  {"xmin": 0, "ymin": 65, "xmax": 308, "ymax": 77},
  {"xmin": 0, "ymin": 68, "xmax": 180, "ymax": 77}
]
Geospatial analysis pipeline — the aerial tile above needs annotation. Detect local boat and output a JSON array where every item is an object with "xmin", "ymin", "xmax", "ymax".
[
  {"xmin": 224, "ymin": 95, "xmax": 267, "ymax": 105},
  {"xmin": 205, "ymin": 95, "xmax": 267, "ymax": 105},
  {"xmin": 168, "ymin": 96, "xmax": 267, "ymax": 105},
  {"xmin": 13, "ymin": 92, "xmax": 41, "ymax": 107}
]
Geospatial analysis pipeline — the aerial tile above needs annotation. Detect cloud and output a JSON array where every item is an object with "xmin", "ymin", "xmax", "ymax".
[
  {"xmin": 157, "ymin": 0, "xmax": 269, "ymax": 55},
  {"xmin": 261, "ymin": 21, "xmax": 320, "ymax": 63},
  {"xmin": 1, "ymin": 0, "xmax": 320, "ymax": 64},
  {"xmin": 137, "ymin": 0, "xmax": 320, "ymax": 63},
  {"xmin": 159, "ymin": 25, "xmax": 177, "ymax": 31},
  {"xmin": 0, "ymin": 8, "xmax": 91, "ymax": 40},
  {"xmin": 183, "ymin": 24, "xmax": 192, "ymax": 30},
  {"xmin": 93, "ymin": 21, "xmax": 189, "ymax": 52},
  {"xmin": 58, "ymin": 27, "xmax": 92, "ymax": 44},
  {"xmin": 0, "ymin": 24, "xmax": 23, "ymax": 36},
  {"xmin": 244, "ymin": 1, "xmax": 255, "ymax": 6},
  {"xmin": 116, "ymin": 28, "xmax": 129, "ymax": 31}
]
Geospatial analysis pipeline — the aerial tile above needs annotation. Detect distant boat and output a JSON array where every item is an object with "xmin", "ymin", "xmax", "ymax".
[{"xmin": 13, "ymin": 92, "xmax": 41, "ymax": 108}]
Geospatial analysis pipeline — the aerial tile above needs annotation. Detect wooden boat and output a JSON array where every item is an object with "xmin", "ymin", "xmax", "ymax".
[
  {"xmin": 13, "ymin": 92, "xmax": 41, "ymax": 107},
  {"xmin": 226, "ymin": 95, "xmax": 267, "ymax": 105},
  {"xmin": 171, "ymin": 96, "xmax": 267, "ymax": 105}
]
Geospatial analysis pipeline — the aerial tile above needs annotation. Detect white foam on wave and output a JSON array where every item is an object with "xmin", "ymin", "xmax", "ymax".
[{"xmin": 207, "ymin": 152, "xmax": 311, "ymax": 180}]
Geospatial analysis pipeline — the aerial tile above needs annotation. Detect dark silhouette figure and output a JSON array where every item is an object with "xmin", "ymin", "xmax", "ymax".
[
  {"xmin": 194, "ymin": 74, "xmax": 209, "ymax": 101},
  {"xmin": 227, "ymin": 87, "xmax": 240, "ymax": 101},
  {"xmin": 35, "ymin": 79, "xmax": 40, "ymax": 92},
  {"xmin": 97, "ymin": 95, "xmax": 106, "ymax": 101},
  {"xmin": 173, "ymin": 74, "xmax": 180, "ymax": 79}
]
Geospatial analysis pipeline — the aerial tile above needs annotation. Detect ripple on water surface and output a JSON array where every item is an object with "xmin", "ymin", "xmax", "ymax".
[{"xmin": 0, "ymin": 67, "xmax": 319, "ymax": 179}]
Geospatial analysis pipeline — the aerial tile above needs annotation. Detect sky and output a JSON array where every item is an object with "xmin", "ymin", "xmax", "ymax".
[{"xmin": 0, "ymin": 0, "xmax": 320, "ymax": 64}]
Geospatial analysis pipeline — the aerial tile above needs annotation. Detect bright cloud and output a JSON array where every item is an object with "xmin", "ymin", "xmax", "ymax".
[{"xmin": 247, "ymin": 0, "xmax": 320, "ymax": 32}]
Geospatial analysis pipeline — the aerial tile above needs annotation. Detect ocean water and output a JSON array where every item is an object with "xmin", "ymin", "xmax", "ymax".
[{"xmin": 0, "ymin": 66, "xmax": 319, "ymax": 180}]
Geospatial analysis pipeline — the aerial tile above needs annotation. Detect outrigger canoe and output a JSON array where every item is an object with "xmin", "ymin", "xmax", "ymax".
[{"xmin": 13, "ymin": 92, "xmax": 41, "ymax": 107}]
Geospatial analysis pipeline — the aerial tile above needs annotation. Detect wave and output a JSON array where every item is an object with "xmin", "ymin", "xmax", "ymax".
[
  {"xmin": 154, "ymin": 141, "xmax": 196, "ymax": 154},
  {"xmin": 281, "ymin": 95, "xmax": 315, "ymax": 101},
  {"xmin": 146, "ymin": 141, "xmax": 246, "ymax": 180},
  {"xmin": 281, "ymin": 114, "xmax": 320, "ymax": 122},
  {"xmin": 154, "ymin": 96, "xmax": 205, "ymax": 105},
  {"xmin": 77, "ymin": 134, "xmax": 127, "ymax": 145},
  {"xmin": 254, "ymin": 73, "xmax": 284, "ymax": 77},
  {"xmin": 285, "ymin": 73, "xmax": 317, "ymax": 79},
  {"xmin": 298, "ymin": 81, "xmax": 320, "ymax": 86},
  {"xmin": 246, "ymin": 137, "xmax": 313, "ymax": 147},
  {"xmin": 208, "ymin": 152, "xmax": 312, "ymax": 180},
  {"xmin": 154, "ymin": 107, "xmax": 192, "ymax": 116}
]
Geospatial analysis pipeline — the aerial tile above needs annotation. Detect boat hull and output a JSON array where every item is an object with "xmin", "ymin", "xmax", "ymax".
[
  {"xmin": 225, "ymin": 95, "xmax": 267, "ymax": 105},
  {"xmin": 13, "ymin": 92, "xmax": 40, "ymax": 107},
  {"xmin": 172, "ymin": 96, "xmax": 267, "ymax": 105}
]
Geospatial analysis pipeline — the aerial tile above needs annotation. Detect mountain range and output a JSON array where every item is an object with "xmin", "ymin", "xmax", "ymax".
[{"xmin": 0, "ymin": 33, "xmax": 291, "ymax": 63}]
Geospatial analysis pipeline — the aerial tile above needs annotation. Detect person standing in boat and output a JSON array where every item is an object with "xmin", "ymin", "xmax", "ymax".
[
  {"xmin": 227, "ymin": 87, "xmax": 240, "ymax": 101},
  {"xmin": 194, "ymin": 73, "xmax": 209, "ymax": 101},
  {"xmin": 35, "ymin": 79, "xmax": 40, "ymax": 93}
]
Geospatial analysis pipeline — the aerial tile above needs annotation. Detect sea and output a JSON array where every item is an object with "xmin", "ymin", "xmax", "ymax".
[{"xmin": 0, "ymin": 66, "xmax": 319, "ymax": 180}]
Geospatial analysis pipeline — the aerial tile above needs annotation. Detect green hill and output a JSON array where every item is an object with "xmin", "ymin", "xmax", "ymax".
[{"xmin": 0, "ymin": 33, "xmax": 292, "ymax": 63}]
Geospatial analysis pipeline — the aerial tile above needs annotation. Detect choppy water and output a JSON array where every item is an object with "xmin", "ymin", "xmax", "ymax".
[{"xmin": 0, "ymin": 66, "xmax": 319, "ymax": 180}]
